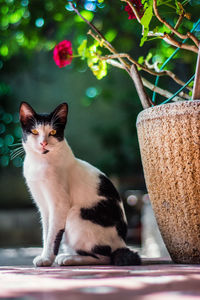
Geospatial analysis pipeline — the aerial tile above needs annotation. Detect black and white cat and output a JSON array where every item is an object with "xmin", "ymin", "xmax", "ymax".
[{"xmin": 19, "ymin": 102, "xmax": 141, "ymax": 267}]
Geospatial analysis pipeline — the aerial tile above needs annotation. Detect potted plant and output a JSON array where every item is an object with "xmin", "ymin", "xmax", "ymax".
[{"xmin": 54, "ymin": 0, "xmax": 200, "ymax": 263}]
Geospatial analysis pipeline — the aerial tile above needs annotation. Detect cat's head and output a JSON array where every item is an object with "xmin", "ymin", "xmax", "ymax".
[{"xmin": 19, "ymin": 102, "xmax": 68, "ymax": 155}]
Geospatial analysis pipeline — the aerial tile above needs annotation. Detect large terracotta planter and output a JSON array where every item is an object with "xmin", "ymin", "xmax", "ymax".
[{"xmin": 136, "ymin": 100, "xmax": 200, "ymax": 263}]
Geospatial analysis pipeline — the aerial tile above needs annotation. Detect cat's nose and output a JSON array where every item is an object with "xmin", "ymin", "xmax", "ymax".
[{"xmin": 40, "ymin": 141, "xmax": 48, "ymax": 147}]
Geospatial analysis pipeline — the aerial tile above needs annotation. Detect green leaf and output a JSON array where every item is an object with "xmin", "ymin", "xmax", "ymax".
[
  {"xmin": 140, "ymin": 0, "xmax": 153, "ymax": 46},
  {"xmin": 78, "ymin": 40, "xmax": 106, "ymax": 80},
  {"xmin": 78, "ymin": 39, "xmax": 88, "ymax": 59},
  {"xmin": 87, "ymin": 54, "xmax": 99, "ymax": 67},
  {"xmin": 74, "ymin": 10, "xmax": 94, "ymax": 23},
  {"xmin": 105, "ymin": 29, "xmax": 117, "ymax": 42},
  {"xmin": 91, "ymin": 60, "xmax": 107, "ymax": 80},
  {"xmin": 188, "ymin": 80, "xmax": 194, "ymax": 88},
  {"xmin": 9, "ymin": 8, "xmax": 25, "ymax": 24},
  {"xmin": 175, "ymin": 1, "xmax": 184, "ymax": 15},
  {"xmin": 146, "ymin": 52, "xmax": 152, "ymax": 62},
  {"xmin": 0, "ymin": 45, "xmax": 8, "ymax": 57},
  {"xmin": 138, "ymin": 56, "xmax": 144, "ymax": 64}
]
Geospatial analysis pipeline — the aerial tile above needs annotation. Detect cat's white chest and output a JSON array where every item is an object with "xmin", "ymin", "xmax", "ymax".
[{"xmin": 24, "ymin": 156, "xmax": 57, "ymax": 182}]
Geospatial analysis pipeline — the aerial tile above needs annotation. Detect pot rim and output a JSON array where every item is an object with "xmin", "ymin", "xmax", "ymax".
[{"xmin": 136, "ymin": 100, "xmax": 200, "ymax": 126}]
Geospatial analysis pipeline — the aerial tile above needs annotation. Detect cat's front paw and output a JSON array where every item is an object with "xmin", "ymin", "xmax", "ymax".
[
  {"xmin": 55, "ymin": 254, "xmax": 74, "ymax": 266},
  {"xmin": 33, "ymin": 255, "xmax": 54, "ymax": 267}
]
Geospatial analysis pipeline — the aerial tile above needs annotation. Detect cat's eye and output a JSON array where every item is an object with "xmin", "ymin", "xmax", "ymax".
[
  {"xmin": 31, "ymin": 129, "xmax": 39, "ymax": 135},
  {"xmin": 50, "ymin": 129, "xmax": 56, "ymax": 136}
]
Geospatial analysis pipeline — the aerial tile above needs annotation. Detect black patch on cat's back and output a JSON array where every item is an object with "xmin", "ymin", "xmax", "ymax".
[
  {"xmin": 98, "ymin": 174, "xmax": 121, "ymax": 202},
  {"xmin": 80, "ymin": 174, "xmax": 127, "ymax": 242},
  {"xmin": 81, "ymin": 199, "xmax": 118, "ymax": 226},
  {"xmin": 54, "ymin": 229, "xmax": 65, "ymax": 255},
  {"xmin": 116, "ymin": 221, "xmax": 127, "ymax": 242}
]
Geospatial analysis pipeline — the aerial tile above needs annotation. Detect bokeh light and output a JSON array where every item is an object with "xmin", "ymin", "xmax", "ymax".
[
  {"xmin": 5, "ymin": 134, "xmax": 14, "ymax": 146},
  {"xmin": 0, "ymin": 137, "xmax": 4, "ymax": 147},
  {"xmin": 0, "ymin": 123, "xmax": 6, "ymax": 134},
  {"xmin": 2, "ymin": 113, "xmax": 12, "ymax": 124},
  {"xmin": 86, "ymin": 86, "xmax": 98, "ymax": 98},
  {"xmin": 0, "ymin": 155, "xmax": 9, "ymax": 167},
  {"xmin": 84, "ymin": 0, "xmax": 96, "ymax": 11},
  {"xmin": 35, "ymin": 18, "xmax": 44, "ymax": 28},
  {"xmin": 13, "ymin": 112, "xmax": 19, "ymax": 123},
  {"xmin": 14, "ymin": 127, "xmax": 22, "ymax": 138},
  {"xmin": 21, "ymin": 0, "xmax": 29, "ymax": 7},
  {"xmin": 0, "ymin": 105, "xmax": 22, "ymax": 168},
  {"xmin": 12, "ymin": 156, "xmax": 23, "ymax": 167},
  {"xmin": 65, "ymin": 3, "xmax": 74, "ymax": 11}
]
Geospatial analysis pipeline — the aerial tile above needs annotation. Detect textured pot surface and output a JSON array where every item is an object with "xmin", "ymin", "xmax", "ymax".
[{"xmin": 137, "ymin": 100, "xmax": 200, "ymax": 263}]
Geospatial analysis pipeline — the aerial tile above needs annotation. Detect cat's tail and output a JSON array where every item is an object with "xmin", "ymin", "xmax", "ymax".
[{"xmin": 110, "ymin": 247, "xmax": 141, "ymax": 266}]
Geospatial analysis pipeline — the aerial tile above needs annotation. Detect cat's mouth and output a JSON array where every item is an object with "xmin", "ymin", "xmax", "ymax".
[{"xmin": 42, "ymin": 149, "xmax": 49, "ymax": 154}]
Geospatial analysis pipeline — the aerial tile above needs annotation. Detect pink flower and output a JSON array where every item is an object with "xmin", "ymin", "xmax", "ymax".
[
  {"xmin": 53, "ymin": 40, "xmax": 73, "ymax": 68},
  {"xmin": 125, "ymin": 0, "xmax": 144, "ymax": 20}
]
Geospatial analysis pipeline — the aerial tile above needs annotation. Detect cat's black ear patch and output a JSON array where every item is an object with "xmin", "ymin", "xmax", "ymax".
[
  {"xmin": 19, "ymin": 102, "xmax": 36, "ymax": 125},
  {"xmin": 51, "ymin": 103, "xmax": 68, "ymax": 127}
]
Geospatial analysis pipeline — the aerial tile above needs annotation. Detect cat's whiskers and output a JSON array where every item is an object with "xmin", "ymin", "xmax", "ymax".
[
  {"xmin": 10, "ymin": 147, "xmax": 24, "ymax": 154},
  {"xmin": 10, "ymin": 150, "xmax": 25, "ymax": 160},
  {"xmin": 11, "ymin": 149, "xmax": 24, "ymax": 156},
  {"xmin": 11, "ymin": 145, "xmax": 23, "ymax": 151},
  {"xmin": 9, "ymin": 142, "xmax": 25, "ymax": 160},
  {"xmin": 9, "ymin": 143, "xmax": 23, "ymax": 148},
  {"xmin": 11, "ymin": 149, "xmax": 24, "ymax": 157},
  {"xmin": 11, "ymin": 152, "xmax": 24, "ymax": 159}
]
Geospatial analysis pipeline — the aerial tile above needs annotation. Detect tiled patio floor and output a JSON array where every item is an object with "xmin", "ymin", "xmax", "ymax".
[{"xmin": 0, "ymin": 249, "xmax": 200, "ymax": 299}]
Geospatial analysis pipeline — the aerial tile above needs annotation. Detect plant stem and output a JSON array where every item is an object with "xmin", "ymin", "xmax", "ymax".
[
  {"xmin": 106, "ymin": 59, "xmax": 185, "ymax": 101},
  {"xmin": 174, "ymin": 14, "xmax": 184, "ymax": 30},
  {"xmin": 130, "ymin": 65, "xmax": 153, "ymax": 108},
  {"xmin": 164, "ymin": 34, "xmax": 198, "ymax": 53},
  {"xmin": 87, "ymin": 30, "xmax": 131, "ymax": 74},
  {"xmin": 153, "ymin": 0, "xmax": 200, "ymax": 48},
  {"xmin": 88, "ymin": 31, "xmax": 152, "ymax": 108},
  {"xmin": 69, "ymin": 2, "xmax": 189, "ymax": 107},
  {"xmin": 101, "ymin": 53, "xmax": 192, "ymax": 91},
  {"xmin": 142, "ymin": 78, "xmax": 184, "ymax": 102},
  {"xmin": 69, "ymin": 3, "xmax": 106, "ymax": 41}
]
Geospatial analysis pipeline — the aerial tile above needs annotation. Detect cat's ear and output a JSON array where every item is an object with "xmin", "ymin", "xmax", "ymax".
[
  {"xmin": 51, "ymin": 103, "xmax": 68, "ymax": 126},
  {"xmin": 19, "ymin": 102, "xmax": 36, "ymax": 125}
]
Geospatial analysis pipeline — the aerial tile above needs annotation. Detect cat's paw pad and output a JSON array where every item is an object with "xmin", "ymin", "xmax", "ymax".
[
  {"xmin": 33, "ymin": 255, "xmax": 53, "ymax": 267},
  {"xmin": 55, "ymin": 254, "xmax": 76, "ymax": 266}
]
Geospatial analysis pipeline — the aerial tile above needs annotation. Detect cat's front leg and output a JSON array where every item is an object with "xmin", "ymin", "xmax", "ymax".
[
  {"xmin": 34, "ymin": 201, "xmax": 69, "ymax": 267},
  {"xmin": 33, "ymin": 207, "xmax": 51, "ymax": 267},
  {"xmin": 27, "ymin": 182, "xmax": 53, "ymax": 267}
]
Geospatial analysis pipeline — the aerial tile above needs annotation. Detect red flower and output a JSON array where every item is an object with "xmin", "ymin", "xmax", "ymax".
[
  {"xmin": 53, "ymin": 40, "xmax": 73, "ymax": 68},
  {"xmin": 125, "ymin": 0, "xmax": 143, "ymax": 20}
]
